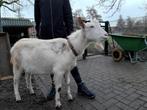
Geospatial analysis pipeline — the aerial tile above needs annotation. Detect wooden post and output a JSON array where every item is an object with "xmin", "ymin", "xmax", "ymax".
[{"xmin": 0, "ymin": 32, "xmax": 12, "ymax": 77}]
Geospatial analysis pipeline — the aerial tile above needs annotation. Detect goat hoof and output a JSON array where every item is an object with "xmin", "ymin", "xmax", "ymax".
[
  {"xmin": 16, "ymin": 100, "xmax": 23, "ymax": 103},
  {"xmin": 56, "ymin": 105, "xmax": 62, "ymax": 110},
  {"xmin": 68, "ymin": 97, "xmax": 74, "ymax": 102}
]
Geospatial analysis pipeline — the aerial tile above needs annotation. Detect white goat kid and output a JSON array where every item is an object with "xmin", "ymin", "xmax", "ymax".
[{"xmin": 10, "ymin": 17, "xmax": 107, "ymax": 108}]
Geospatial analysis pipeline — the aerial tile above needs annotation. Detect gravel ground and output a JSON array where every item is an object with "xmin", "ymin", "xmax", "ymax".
[{"xmin": 0, "ymin": 78, "xmax": 57, "ymax": 110}]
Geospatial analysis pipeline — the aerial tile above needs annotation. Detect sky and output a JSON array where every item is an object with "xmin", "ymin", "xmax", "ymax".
[
  {"xmin": 1, "ymin": 0, "xmax": 146, "ymax": 22},
  {"xmin": 70, "ymin": 0, "xmax": 146, "ymax": 21}
]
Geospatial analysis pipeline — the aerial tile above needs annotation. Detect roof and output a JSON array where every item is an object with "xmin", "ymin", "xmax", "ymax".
[{"xmin": 1, "ymin": 18, "xmax": 33, "ymax": 27}]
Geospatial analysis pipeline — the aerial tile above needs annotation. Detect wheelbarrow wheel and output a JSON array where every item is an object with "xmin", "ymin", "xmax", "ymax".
[{"xmin": 112, "ymin": 48, "xmax": 124, "ymax": 62}]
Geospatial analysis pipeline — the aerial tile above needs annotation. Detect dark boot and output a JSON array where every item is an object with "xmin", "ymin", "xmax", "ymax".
[
  {"xmin": 71, "ymin": 67, "xmax": 95, "ymax": 99},
  {"xmin": 78, "ymin": 82, "xmax": 95, "ymax": 99}
]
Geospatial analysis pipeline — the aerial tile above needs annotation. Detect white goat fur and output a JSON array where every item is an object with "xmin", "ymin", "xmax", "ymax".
[{"xmin": 10, "ymin": 19, "xmax": 107, "ymax": 108}]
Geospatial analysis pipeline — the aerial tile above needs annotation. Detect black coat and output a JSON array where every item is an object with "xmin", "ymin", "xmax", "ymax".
[{"xmin": 34, "ymin": 0, "xmax": 73, "ymax": 39}]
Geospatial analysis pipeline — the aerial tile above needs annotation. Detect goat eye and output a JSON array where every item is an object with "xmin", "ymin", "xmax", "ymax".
[{"xmin": 90, "ymin": 26, "xmax": 94, "ymax": 28}]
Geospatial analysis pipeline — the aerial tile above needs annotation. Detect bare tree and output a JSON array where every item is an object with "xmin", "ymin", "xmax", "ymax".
[
  {"xmin": 126, "ymin": 17, "xmax": 135, "ymax": 34},
  {"xmin": 73, "ymin": 9, "xmax": 84, "ymax": 17},
  {"xmin": 14, "ymin": 0, "xmax": 34, "ymax": 18},
  {"xmin": 143, "ymin": 15, "xmax": 147, "ymax": 33},
  {"xmin": 95, "ymin": 0, "xmax": 125, "ymax": 16},
  {"xmin": 134, "ymin": 20, "xmax": 143, "ymax": 34},
  {"xmin": 86, "ymin": 6, "xmax": 102, "ymax": 20},
  {"xmin": 1, "ymin": 0, "xmax": 34, "ymax": 17},
  {"xmin": 116, "ymin": 15, "xmax": 125, "ymax": 33},
  {"xmin": 27, "ymin": 0, "xmax": 33, "ymax": 5},
  {"xmin": 0, "ymin": 0, "xmax": 20, "ymax": 12},
  {"xmin": 0, "ymin": 0, "xmax": 34, "ymax": 31},
  {"xmin": 0, "ymin": 0, "xmax": 21, "ymax": 32}
]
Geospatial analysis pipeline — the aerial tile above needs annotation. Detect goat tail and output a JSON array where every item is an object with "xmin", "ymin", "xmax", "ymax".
[
  {"xmin": 10, "ymin": 56, "xmax": 17, "ymax": 73},
  {"xmin": 10, "ymin": 55, "xmax": 19, "ymax": 70},
  {"xmin": 10, "ymin": 46, "xmax": 20, "ymax": 67},
  {"xmin": 10, "ymin": 55, "xmax": 15, "ymax": 65}
]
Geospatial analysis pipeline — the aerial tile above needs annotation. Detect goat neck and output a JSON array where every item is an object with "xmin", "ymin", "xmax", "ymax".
[{"xmin": 67, "ymin": 29, "xmax": 88, "ymax": 56}]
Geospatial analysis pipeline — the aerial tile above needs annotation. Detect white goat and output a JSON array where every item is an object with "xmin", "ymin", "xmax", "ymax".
[{"xmin": 10, "ymin": 18, "xmax": 107, "ymax": 108}]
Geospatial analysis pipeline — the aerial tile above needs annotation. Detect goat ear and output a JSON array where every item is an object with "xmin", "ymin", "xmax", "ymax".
[{"xmin": 77, "ymin": 17, "xmax": 85, "ymax": 29}]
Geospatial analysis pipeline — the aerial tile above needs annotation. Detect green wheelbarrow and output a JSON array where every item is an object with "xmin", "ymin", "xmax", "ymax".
[{"xmin": 109, "ymin": 34, "xmax": 147, "ymax": 63}]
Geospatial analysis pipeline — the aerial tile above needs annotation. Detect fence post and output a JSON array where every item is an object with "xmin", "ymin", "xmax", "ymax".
[{"xmin": 104, "ymin": 21, "xmax": 109, "ymax": 55}]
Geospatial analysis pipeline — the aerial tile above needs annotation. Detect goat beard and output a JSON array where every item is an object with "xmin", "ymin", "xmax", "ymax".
[{"xmin": 95, "ymin": 42, "xmax": 104, "ymax": 51}]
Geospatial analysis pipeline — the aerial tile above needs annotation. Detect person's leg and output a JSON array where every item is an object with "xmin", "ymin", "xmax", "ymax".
[
  {"xmin": 47, "ymin": 66, "xmax": 95, "ymax": 100},
  {"xmin": 47, "ymin": 74, "xmax": 56, "ymax": 100},
  {"xmin": 71, "ymin": 66, "xmax": 95, "ymax": 99},
  {"xmin": 82, "ymin": 49, "xmax": 88, "ymax": 60},
  {"xmin": 70, "ymin": 66, "xmax": 82, "ymax": 84}
]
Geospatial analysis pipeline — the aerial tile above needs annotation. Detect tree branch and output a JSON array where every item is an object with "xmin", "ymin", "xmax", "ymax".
[
  {"xmin": 95, "ymin": 0, "xmax": 124, "ymax": 16},
  {"xmin": 27, "ymin": 0, "xmax": 33, "ymax": 5},
  {"xmin": 2, "ymin": 5, "xmax": 16, "ymax": 12},
  {"xmin": 2, "ymin": 0, "xmax": 19, "ymax": 5}
]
